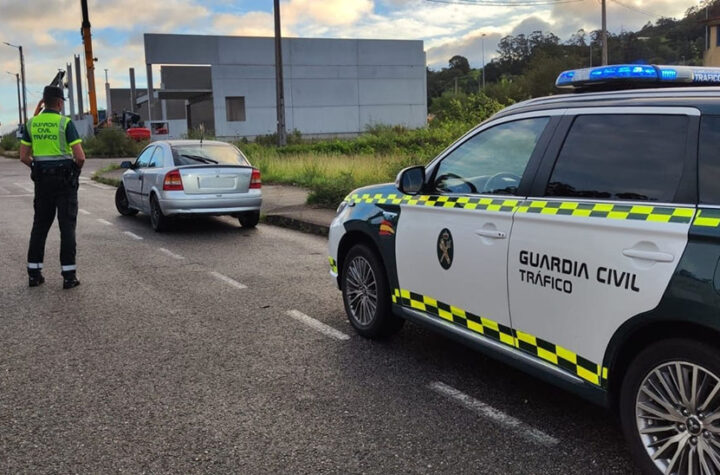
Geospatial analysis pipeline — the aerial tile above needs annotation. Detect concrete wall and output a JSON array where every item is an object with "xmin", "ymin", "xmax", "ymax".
[
  {"xmin": 705, "ymin": 25, "xmax": 720, "ymax": 66},
  {"xmin": 144, "ymin": 34, "xmax": 426, "ymax": 139}
]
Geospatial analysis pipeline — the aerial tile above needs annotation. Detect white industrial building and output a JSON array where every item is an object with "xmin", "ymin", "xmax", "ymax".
[{"xmin": 140, "ymin": 34, "xmax": 427, "ymax": 139}]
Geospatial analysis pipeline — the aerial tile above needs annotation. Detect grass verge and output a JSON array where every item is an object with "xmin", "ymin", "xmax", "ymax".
[
  {"xmin": 92, "ymin": 163, "xmax": 122, "ymax": 187},
  {"xmin": 249, "ymin": 153, "xmax": 419, "ymax": 208}
]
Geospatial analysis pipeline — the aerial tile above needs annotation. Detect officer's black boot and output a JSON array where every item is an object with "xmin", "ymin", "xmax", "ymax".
[
  {"xmin": 62, "ymin": 271, "xmax": 80, "ymax": 289},
  {"xmin": 28, "ymin": 269, "xmax": 45, "ymax": 287}
]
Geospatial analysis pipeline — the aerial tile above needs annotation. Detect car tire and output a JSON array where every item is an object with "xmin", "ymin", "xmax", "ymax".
[
  {"xmin": 341, "ymin": 244, "xmax": 404, "ymax": 339},
  {"xmin": 149, "ymin": 194, "xmax": 168, "ymax": 232},
  {"xmin": 239, "ymin": 210, "xmax": 260, "ymax": 228},
  {"xmin": 619, "ymin": 338, "xmax": 720, "ymax": 474},
  {"xmin": 115, "ymin": 184, "xmax": 138, "ymax": 216}
]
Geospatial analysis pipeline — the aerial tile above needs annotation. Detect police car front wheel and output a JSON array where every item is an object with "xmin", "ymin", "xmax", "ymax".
[
  {"xmin": 341, "ymin": 244, "xmax": 403, "ymax": 338},
  {"xmin": 620, "ymin": 339, "xmax": 720, "ymax": 474}
]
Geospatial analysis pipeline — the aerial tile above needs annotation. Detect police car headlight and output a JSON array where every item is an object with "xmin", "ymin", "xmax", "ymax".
[{"xmin": 336, "ymin": 201, "xmax": 348, "ymax": 215}]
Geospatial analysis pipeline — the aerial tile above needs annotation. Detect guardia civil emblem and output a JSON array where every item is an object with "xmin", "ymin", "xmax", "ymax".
[{"xmin": 437, "ymin": 228, "xmax": 454, "ymax": 270}]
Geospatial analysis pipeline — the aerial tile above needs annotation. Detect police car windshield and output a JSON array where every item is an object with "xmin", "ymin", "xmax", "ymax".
[{"xmin": 172, "ymin": 144, "xmax": 250, "ymax": 166}]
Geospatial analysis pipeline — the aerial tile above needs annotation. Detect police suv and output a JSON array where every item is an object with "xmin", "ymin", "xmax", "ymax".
[{"xmin": 329, "ymin": 65, "xmax": 720, "ymax": 474}]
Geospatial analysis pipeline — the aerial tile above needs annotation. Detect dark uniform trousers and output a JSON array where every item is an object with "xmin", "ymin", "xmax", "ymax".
[{"xmin": 27, "ymin": 160, "xmax": 79, "ymax": 277}]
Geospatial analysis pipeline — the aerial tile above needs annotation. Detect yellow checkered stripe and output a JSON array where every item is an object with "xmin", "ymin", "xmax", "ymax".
[
  {"xmin": 346, "ymin": 193, "xmax": 518, "ymax": 212},
  {"xmin": 693, "ymin": 208, "xmax": 720, "ymax": 228},
  {"xmin": 392, "ymin": 288, "xmax": 609, "ymax": 387},
  {"xmin": 345, "ymin": 193, "xmax": 694, "ymax": 224},
  {"xmin": 516, "ymin": 200, "xmax": 695, "ymax": 224},
  {"xmin": 328, "ymin": 257, "xmax": 338, "ymax": 274}
]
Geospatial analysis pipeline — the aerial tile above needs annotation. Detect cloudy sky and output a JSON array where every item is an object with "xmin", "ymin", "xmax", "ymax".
[{"xmin": 0, "ymin": 0, "xmax": 699, "ymax": 133}]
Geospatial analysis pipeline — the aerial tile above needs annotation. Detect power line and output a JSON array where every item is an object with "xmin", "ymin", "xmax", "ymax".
[
  {"xmin": 425, "ymin": 0, "xmax": 583, "ymax": 6},
  {"xmin": 609, "ymin": 0, "xmax": 661, "ymax": 18}
]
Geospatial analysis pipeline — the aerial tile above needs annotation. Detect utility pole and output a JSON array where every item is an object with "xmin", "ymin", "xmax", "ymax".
[
  {"xmin": 6, "ymin": 72, "xmax": 22, "ymax": 130},
  {"xmin": 3, "ymin": 43, "xmax": 27, "ymax": 125},
  {"xmin": 481, "ymin": 33, "xmax": 486, "ymax": 90},
  {"xmin": 66, "ymin": 63, "xmax": 76, "ymax": 120},
  {"xmin": 274, "ymin": 0, "xmax": 287, "ymax": 146},
  {"xmin": 601, "ymin": 0, "xmax": 608, "ymax": 65},
  {"xmin": 104, "ymin": 68, "xmax": 111, "ymax": 121}
]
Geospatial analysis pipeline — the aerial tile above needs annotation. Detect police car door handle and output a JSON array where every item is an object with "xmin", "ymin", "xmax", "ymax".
[
  {"xmin": 475, "ymin": 229, "xmax": 506, "ymax": 239},
  {"xmin": 622, "ymin": 248, "xmax": 674, "ymax": 262}
]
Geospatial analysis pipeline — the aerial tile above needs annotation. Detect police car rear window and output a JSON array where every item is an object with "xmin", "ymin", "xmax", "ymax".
[
  {"xmin": 699, "ymin": 116, "xmax": 720, "ymax": 205},
  {"xmin": 172, "ymin": 144, "xmax": 251, "ymax": 167},
  {"xmin": 546, "ymin": 114, "xmax": 688, "ymax": 202}
]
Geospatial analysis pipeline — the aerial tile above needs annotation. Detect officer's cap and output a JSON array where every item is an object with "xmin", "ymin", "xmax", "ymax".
[{"xmin": 43, "ymin": 85, "xmax": 65, "ymax": 102}]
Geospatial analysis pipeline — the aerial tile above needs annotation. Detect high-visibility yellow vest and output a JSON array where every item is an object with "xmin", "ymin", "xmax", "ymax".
[{"xmin": 27, "ymin": 113, "xmax": 72, "ymax": 161}]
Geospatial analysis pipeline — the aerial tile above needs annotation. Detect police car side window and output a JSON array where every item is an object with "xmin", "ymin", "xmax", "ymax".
[
  {"xmin": 135, "ymin": 147, "xmax": 155, "ymax": 168},
  {"xmin": 433, "ymin": 117, "xmax": 549, "ymax": 195},
  {"xmin": 699, "ymin": 116, "xmax": 720, "ymax": 204},
  {"xmin": 546, "ymin": 114, "xmax": 688, "ymax": 202}
]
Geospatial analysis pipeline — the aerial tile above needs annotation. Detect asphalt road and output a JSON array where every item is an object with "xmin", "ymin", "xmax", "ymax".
[{"xmin": 0, "ymin": 157, "xmax": 639, "ymax": 474}]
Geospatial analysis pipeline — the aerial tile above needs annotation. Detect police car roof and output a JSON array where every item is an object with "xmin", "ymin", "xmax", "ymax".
[
  {"xmin": 497, "ymin": 65, "xmax": 720, "ymax": 118},
  {"xmin": 498, "ymin": 86, "xmax": 720, "ymax": 119}
]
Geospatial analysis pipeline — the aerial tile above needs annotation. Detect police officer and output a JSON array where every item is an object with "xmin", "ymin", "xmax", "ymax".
[{"xmin": 19, "ymin": 85, "xmax": 85, "ymax": 289}]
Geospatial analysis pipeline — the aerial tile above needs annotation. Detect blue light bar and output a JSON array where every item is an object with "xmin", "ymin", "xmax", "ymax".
[{"xmin": 555, "ymin": 64, "xmax": 720, "ymax": 90}]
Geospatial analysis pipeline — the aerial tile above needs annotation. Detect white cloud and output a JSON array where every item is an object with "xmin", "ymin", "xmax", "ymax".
[
  {"xmin": 283, "ymin": 0, "xmax": 374, "ymax": 27},
  {"xmin": 213, "ymin": 12, "xmax": 277, "ymax": 37}
]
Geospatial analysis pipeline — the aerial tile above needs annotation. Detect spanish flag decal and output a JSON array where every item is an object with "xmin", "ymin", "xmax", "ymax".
[{"xmin": 379, "ymin": 220, "xmax": 395, "ymax": 236}]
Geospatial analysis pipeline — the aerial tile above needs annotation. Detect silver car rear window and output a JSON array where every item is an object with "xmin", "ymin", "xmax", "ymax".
[{"xmin": 172, "ymin": 144, "xmax": 251, "ymax": 167}]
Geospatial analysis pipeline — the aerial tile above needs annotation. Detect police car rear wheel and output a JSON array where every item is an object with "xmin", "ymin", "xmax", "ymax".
[
  {"xmin": 115, "ymin": 184, "xmax": 138, "ymax": 216},
  {"xmin": 620, "ymin": 339, "xmax": 720, "ymax": 475},
  {"xmin": 341, "ymin": 244, "xmax": 403, "ymax": 338}
]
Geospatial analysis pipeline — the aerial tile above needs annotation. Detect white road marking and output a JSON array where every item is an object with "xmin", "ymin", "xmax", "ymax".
[
  {"xmin": 13, "ymin": 183, "xmax": 33, "ymax": 193},
  {"xmin": 210, "ymin": 271, "xmax": 247, "ymax": 289},
  {"xmin": 78, "ymin": 209, "xmax": 91, "ymax": 215},
  {"xmin": 96, "ymin": 218, "xmax": 113, "ymax": 226},
  {"xmin": 158, "ymin": 247, "xmax": 185, "ymax": 260},
  {"xmin": 429, "ymin": 381, "xmax": 559, "ymax": 447},
  {"xmin": 123, "ymin": 231, "xmax": 143, "ymax": 240},
  {"xmin": 285, "ymin": 309, "xmax": 351, "ymax": 341}
]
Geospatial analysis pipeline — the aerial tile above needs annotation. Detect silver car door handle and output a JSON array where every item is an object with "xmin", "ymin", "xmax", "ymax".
[
  {"xmin": 475, "ymin": 229, "xmax": 506, "ymax": 239},
  {"xmin": 622, "ymin": 249, "xmax": 674, "ymax": 262}
]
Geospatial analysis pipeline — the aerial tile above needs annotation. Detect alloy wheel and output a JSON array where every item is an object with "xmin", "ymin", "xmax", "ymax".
[
  {"xmin": 636, "ymin": 361, "xmax": 720, "ymax": 474},
  {"xmin": 345, "ymin": 255, "xmax": 378, "ymax": 327}
]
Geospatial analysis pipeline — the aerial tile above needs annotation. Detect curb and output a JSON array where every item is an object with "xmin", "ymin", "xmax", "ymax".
[{"xmin": 263, "ymin": 214, "xmax": 329, "ymax": 236}]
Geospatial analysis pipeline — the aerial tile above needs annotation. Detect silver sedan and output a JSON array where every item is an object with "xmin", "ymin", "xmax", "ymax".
[{"xmin": 115, "ymin": 140, "xmax": 262, "ymax": 231}]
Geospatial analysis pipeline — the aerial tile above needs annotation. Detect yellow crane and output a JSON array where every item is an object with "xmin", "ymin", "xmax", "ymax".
[{"xmin": 80, "ymin": 0, "xmax": 98, "ymax": 125}]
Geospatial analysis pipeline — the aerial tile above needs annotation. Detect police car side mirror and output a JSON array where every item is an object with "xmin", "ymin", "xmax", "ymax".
[
  {"xmin": 396, "ymin": 166, "xmax": 425, "ymax": 195},
  {"xmin": 120, "ymin": 161, "xmax": 133, "ymax": 169}
]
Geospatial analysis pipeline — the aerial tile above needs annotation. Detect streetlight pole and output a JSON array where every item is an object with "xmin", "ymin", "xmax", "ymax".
[
  {"xmin": 3, "ymin": 42, "xmax": 27, "ymax": 125},
  {"xmin": 6, "ymin": 71, "xmax": 22, "ymax": 130},
  {"xmin": 480, "ymin": 33, "xmax": 486, "ymax": 91}
]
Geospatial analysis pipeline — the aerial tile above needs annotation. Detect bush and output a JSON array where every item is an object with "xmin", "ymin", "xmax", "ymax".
[
  {"xmin": 429, "ymin": 91, "xmax": 505, "ymax": 124},
  {"xmin": 0, "ymin": 133, "xmax": 19, "ymax": 152},
  {"xmin": 83, "ymin": 128, "xmax": 147, "ymax": 157}
]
